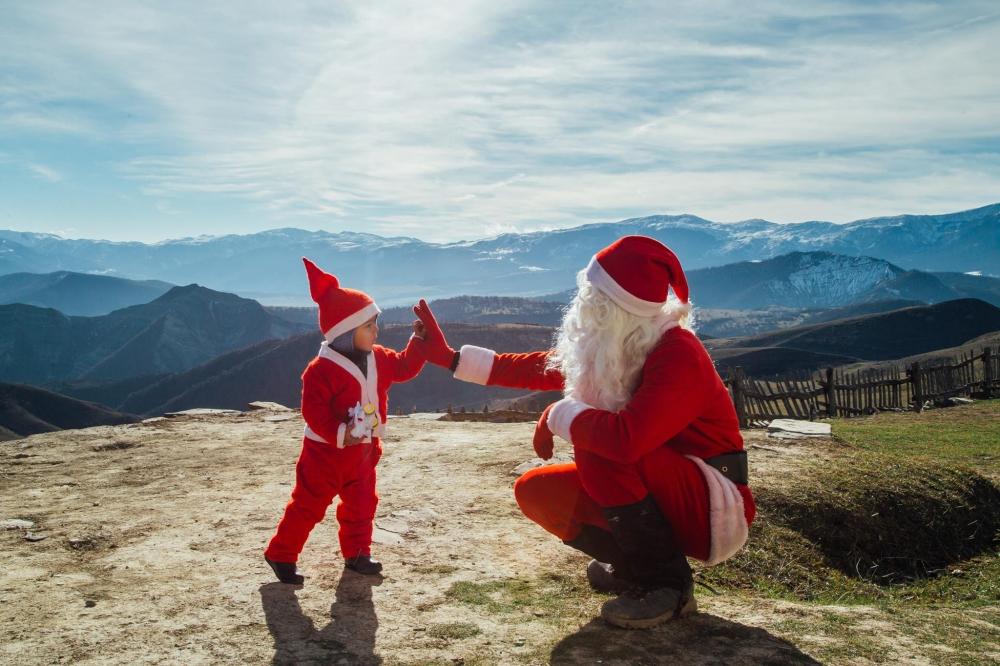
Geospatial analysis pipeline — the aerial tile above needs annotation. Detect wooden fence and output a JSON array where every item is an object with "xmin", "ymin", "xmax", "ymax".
[{"xmin": 725, "ymin": 346, "xmax": 998, "ymax": 428}]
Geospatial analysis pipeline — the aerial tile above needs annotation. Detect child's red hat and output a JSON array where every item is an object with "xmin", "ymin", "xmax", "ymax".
[{"xmin": 302, "ymin": 257, "xmax": 380, "ymax": 342}]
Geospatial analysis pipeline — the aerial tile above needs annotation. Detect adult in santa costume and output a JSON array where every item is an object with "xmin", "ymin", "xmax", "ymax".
[
  {"xmin": 265, "ymin": 258, "xmax": 426, "ymax": 583},
  {"xmin": 413, "ymin": 236, "xmax": 755, "ymax": 629}
]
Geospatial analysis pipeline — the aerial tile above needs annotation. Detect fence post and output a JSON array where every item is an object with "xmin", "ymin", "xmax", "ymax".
[
  {"xmin": 730, "ymin": 366, "xmax": 747, "ymax": 428},
  {"xmin": 824, "ymin": 367, "xmax": 837, "ymax": 418},
  {"xmin": 984, "ymin": 347, "xmax": 994, "ymax": 399},
  {"xmin": 910, "ymin": 361, "xmax": 924, "ymax": 412}
]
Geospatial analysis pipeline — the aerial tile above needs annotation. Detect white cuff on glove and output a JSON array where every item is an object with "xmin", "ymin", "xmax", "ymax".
[
  {"xmin": 547, "ymin": 397, "xmax": 594, "ymax": 443},
  {"xmin": 454, "ymin": 345, "xmax": 495, "ymax": 385}
]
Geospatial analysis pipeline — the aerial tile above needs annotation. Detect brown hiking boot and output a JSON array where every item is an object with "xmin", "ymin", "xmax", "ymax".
[
  {"xmin": 600, "ymin": 582, "xmax": 697, "ymax": 629},
  {"xmin": 598, "ymin": 495, "xmax": 696, "ymax": 629}
]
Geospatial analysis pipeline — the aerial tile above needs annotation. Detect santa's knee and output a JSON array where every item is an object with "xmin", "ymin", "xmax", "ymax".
[{"xmin": 513, "ymin": 468, "xmax": 551, "ymax": 522}]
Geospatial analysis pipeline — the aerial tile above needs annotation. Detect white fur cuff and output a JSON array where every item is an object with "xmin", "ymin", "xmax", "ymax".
[
  {"xmin": 454, "ymin": 345, "xmax": 495, "ymax": 385},
  {"xmin": 336, "ymin": 422, "xmax": 346, "ymax": 449},
  {"xmin": 547, "ymin": 397, "xmax": 594, "ymax": 443},
  {"xmin": 686, "ymin": 455, "xmax": 749, "ymax": 565}
]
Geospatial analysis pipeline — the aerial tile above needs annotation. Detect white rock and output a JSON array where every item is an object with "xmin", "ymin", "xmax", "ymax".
[
  {"xmin": 767, "ymin": 419, "xmax": 832, "ymax": 439},
  {"xmin": 248, "ymin": 401, "xmax": 292, "ymax": 411},
  {"xmin": 164, "ymin": 408, "xmax": 242, "ymax": 417},
  {"xmin": 263, "ymin": 414, "xmax": 296, "ymax": 422},
  {"xmin": 2, "ymin": 519, "xmax": 35, "ymax": 530}
]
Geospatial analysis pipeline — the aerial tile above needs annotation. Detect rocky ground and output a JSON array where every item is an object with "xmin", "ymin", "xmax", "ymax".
[{"xmin": 1, "ymin": 408, "xmax": 995, "ymax": 664}]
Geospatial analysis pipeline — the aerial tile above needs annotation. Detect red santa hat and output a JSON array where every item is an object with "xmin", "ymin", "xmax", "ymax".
[
  {"xmin": 302, "ymin": 257, "xmax": 381, "ymax": 343},
  {"xmin": 584, "ymin": 235, "xmax": 689, "ymax": 316}
]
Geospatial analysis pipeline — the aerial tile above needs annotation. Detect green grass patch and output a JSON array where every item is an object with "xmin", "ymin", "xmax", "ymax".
[
  {"xmin": 445, "ymin": 571, "xmax": 601, "ymax": 621},
  {"xmin": 833, "ymin": 399, "xmax": 1000, "ymax": 476},
  {"xmin": 426, "ymin": 622, "xmax": 481, "ymax": 640}
]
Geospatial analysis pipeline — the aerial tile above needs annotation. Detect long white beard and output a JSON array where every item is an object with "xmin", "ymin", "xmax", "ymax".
[{"xmin": 549, "ymin": 272, "xmax": 692, "ymax": 412}]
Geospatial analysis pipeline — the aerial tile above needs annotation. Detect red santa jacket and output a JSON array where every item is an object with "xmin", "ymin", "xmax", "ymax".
[
  {"xmin": 452, "ymin": 326, "xmax": 743, "ymax": 463},
  {"xmin": 301, "ymin": 335, "xmax": 425, "ymax": 448}
]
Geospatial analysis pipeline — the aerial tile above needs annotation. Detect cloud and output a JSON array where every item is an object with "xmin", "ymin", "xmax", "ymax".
[
  {"xmin": 1, "ymin": 1, "xmax": 999, "ymax": 240},
  {"xmin": 27, "ymin": 163, "xmax": 63, "ymax": 182}
]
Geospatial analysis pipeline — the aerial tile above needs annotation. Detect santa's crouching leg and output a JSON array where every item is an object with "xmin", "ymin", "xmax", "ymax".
[
  {"xmin": 574, "ymin": 448, "xmax": 699, "ymax": 630},
  {"xmin": 513, "ymin": 463, "xmax": 634, "ymax": 593}
]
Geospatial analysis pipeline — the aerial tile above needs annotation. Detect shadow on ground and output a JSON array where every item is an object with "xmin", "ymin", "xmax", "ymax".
[
  {"xmin": 551, "ymin": 612, "xmax": 821, "ymax": 665},
  {"xmin": 260, "ymin": 569, "xmax": 382, "ymax": 665}
]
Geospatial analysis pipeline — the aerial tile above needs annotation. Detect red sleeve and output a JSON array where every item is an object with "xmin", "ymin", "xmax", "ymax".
[
  {"xmin": 490, "ymin": 350, "xmax": 565, "ymax": 391},
  {"xmin": 557, "ymin": 336, "xmax": 714, "ymax": 464},
  {"xmin": 300, "ymin": 363, "xmax": 347, "ymax": 444},
  {"xmin": 453, "ymin": 345, "xmax": 564, "ymax": 392},
  {"xmin": 377, "ymin": 336, "xmax": 427, "ymax": 385}
]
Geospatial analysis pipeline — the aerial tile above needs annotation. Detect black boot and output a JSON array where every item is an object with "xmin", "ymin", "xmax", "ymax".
[
  {"xmin": 345, "ymin": 554, "xmax": 383, "ymax": 576},
  {"xmin": 599, "ymin": 495, "xmax": 696, "ymax": 629},
  {"xmin": 563, "ymin": 524, "xmax": 634, "ymax": 594},
  {"xmin": 265, "ymin": 556, "xmax": 304, "ymax": 585}
]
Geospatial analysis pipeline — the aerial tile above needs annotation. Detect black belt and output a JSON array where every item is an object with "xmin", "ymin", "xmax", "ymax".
[{"xmin": 704, "ymin": 451, "xmax": 748, "ymax": 485}]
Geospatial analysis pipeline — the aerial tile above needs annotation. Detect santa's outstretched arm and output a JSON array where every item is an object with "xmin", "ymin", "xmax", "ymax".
[
  {"xmin": 453, "ymin": 347, "xmax": 564, "ymax": 391},
  {"xmin": 412, "ymin": 299, "xmax": 564, "ymax": 392}
]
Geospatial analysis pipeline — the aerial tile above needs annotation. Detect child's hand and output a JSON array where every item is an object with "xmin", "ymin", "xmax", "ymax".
[
  {"xmin": 412, "ymin": 299, "xmax": 456, "ymax": 367},
  {"xmin": 413, "ymin": 319, "xmax": 426, "ymax": 340}
]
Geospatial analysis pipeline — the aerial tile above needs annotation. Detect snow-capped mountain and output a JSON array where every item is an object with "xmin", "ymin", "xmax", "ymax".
[
  {"xmin": 1, "ymin": 203, "xmax": 996, "ymax": 305},
  {"xmin": 683, "ymin": 252, "xmax": 975, "ymax": 309}
]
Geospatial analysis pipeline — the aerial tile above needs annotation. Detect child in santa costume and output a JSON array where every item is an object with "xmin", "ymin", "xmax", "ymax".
[
  {"xmin": 264, "ymin": 257, "xmax": 427, "ymax": 583},
  {"xmin": 413, "ymin": 236, "xmax": 755, "ymax": 629}
]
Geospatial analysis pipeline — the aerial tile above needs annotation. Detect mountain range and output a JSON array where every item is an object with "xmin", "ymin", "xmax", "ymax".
[
  {"xmin": 52, "ymin": 323, "xmax": 557, "ymax": 416},
  {"xmin": 43, "ymin": 299, "xmax": 1000, "ymax": 416},
  {"xmin": 0, "ymin": 284, "xmax": 310, "ymax": 385},
  {"xmin": 705, "ymin": 298, "xmax": 1000, "ymax": 365},
  {"xmin": 0, "ymin": 271, "xmax": 174, "ymax": 316},
  {"xmin": 2, "ymin": 203, "xmax": 997, "ymax": 305}
]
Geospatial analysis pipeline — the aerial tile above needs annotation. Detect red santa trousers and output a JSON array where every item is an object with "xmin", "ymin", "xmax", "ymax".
[
  {"xmin": 515, "ymin": 444, "xmax": 721, "ymax": 561},
  {"xmin": 265, "ymin": 438, "xmax": 382, "ymax": 562}
]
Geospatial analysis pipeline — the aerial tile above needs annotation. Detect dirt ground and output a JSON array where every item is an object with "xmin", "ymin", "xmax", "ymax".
[{"xmin": 0, "ymin": 410, "xmax": 992, "ymax": 664}]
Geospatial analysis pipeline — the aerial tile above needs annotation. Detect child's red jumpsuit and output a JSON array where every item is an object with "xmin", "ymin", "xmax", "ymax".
[
  {"xmin": 451, "ymin": 326, "xmax": 755, "ymax": 565},
  {"xmin": 266, "ymin": 337, "xmax": 425, "ymax": 562}
]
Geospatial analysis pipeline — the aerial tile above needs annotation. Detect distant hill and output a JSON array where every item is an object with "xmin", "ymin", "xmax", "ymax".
[
  {"xmin": 837, "ymin": 331, "xmax": 1000, "ymax": 376},
  {"xmin": 380, "ymin": 295, "xmax": 567, "ymax": 326},
  {"xmin": 2, "ymin": 203, "xmax": 997, "ymax": 305},
  {"xmin": 706, "ymin": 299, "xmax": 1000, "ymax": 362},
  {"xmin": 56, "ymin": 324, "xmax": 558, "ymax": 416},
  {"xmin": 709, "ymin": 347, "xmax": 861, "ymax": 377},
  {"xmin": 267, "ymin": 295, "xmax": 568, "ymax": 329},
  {"xmin": 0, "ymin": 271, "xmax": 173, "ymax": 316},
  {"xmin": 0, "ymin": 285, "xmax": 311, "ymax": 385},
  {"xmin": 0, "ymin": 382, "xmax": 138, "ymax": 440},
  {"xmin": 796, "ymin": 299, "xmax": 925, "ymax": 326}
]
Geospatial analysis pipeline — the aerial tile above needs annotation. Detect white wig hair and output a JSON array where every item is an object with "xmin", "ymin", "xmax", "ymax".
[{"xmin": 547, "ymin": 268, "xmax": 694, "ymax": 412}]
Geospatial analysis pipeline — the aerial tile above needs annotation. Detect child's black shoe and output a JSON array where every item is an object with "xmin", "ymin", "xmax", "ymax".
[
  {"xmin": 345, "ymin": 554, "xmax": 383, "ymax": 576},
  {"xmin": 265, "ymin": 556, "xmax": 304, "ymax": 584}
]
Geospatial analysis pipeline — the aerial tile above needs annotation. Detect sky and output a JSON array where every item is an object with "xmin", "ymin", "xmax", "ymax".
[{"xmin": 1, "ymin": 0, "xmax": 999, "ymax": 243}]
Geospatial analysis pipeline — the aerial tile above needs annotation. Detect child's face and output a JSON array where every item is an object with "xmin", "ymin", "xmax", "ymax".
[{"xmin": 353, "ymin": 315, "xmax": 379, "ymax": 351}]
